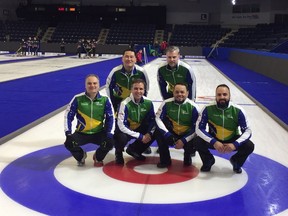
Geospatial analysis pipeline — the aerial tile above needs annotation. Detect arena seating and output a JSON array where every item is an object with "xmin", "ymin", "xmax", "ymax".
[
  {"xmin": 169, "ymin": 24, "xmax": 231, "ymax": 47},
  {"xmin": 0, "ymin": 21, "xmax": 6, "ymax": 41},
  {"xmin": 163, "ymin": 24, "xmax": 173, "ymax": 42},
  {"xmin": 4, "ymin": 20, "xmax": 40, "ymax": 42},
  {"xmin": 105, "ymin": 23, "xmax": 156, "ymax": 45},
  {"xmin": 49, "ymin": 22, "xmax": 102, "ymax": 43},
  {"xmin": 1, "ymin": 19, "xmax": 288, "ymax": 54},
  {"xmin": 220, "ymin": 23, "xmax": 288, "ymax": 50}
]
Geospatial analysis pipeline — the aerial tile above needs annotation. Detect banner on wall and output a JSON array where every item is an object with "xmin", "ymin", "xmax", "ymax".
[
  {"xmin": 220, "ymin": 12, "xmax": 270, "ymax": 25},
  {"xmin": 232, "ymin": 14, "xmax": 259, "ymax": 20}
]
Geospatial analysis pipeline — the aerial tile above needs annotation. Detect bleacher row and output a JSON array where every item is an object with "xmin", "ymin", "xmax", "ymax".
[
  {"xmin": 52, "ymin": 22, "xmax": 102, "ymax": 43},
  {"xmin": 169, "ymin": 24, "xmax": 230, "ymax": 47},
  {"xmin": 106, "ymin": 23, "xmax": 156, "ymax": 45},
  {"xmin": 219, "ymin": 23, "xmax": 288, "ymax": 50},
  {"xmin": 1, "ymin": 20, "xmax": 288, "ymax": 53}
]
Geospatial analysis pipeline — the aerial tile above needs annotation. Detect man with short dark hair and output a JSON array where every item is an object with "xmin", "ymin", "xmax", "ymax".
[
  {"xmin": 155, "ymin": 83, "xmax": 200, "ymax": 168},
  {"xmin": 106, "ymin": 48, "xmax": 149, "ymax": 112},
  {"xmin": 106, "ymin": 48, "xmax": 152, "ymax": 154},
  {"xmin": 114, "ymin": 79, "xmax": 156, "ymax": 164}
]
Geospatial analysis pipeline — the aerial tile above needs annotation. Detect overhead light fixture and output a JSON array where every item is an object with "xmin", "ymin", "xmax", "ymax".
[{"xmin": 231, "ymin": 0, "xmax": 236, "ymax": 5}]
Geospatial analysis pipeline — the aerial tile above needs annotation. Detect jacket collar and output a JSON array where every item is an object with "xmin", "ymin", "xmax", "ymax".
[
  {"xmin": 173, "ymin": 97, "xmax": 189, "ymax": 105},
  {"xmin": 129, "ymin": 93, "xmax": 144, "ymax": 104},
  {"xmin": 121, "ymin": 65, "xmax": 136, "ymax": 75},
  {"xmin": 166, "ymin": 60, "xmax": 180, "ymax": 71},
  {"xmin": 85, "ymin": 91, "xmax": 101, "ymax": 100}
]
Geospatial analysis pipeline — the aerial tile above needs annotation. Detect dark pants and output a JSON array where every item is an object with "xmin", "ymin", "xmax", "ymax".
[
  {"xmin": 112, "ymin": 98, "xmax": 122, "ymax": 114},
  {"xmin": 193, "ymin": 136, "xmax": 254, "ymax": 167},
  {"xmin": 64, "ymin": 131, "xmax": 113, "ymax": 162},
  {"xmin": 114, "ymin": 124, "xmax": 154, "ymax": 155},
  {"xmin": 155, "ymin": 129, "xmax": 195, "ymax": 165},
  {"xmin": 77, "ymin": 48, "xmax": 82, "ymax": 58}
]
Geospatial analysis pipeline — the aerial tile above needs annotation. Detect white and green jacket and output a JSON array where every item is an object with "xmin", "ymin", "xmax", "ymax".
[
  {"xmin": 117, "ymin": 93, "xmax": 155, "ymax": 140},
  {"xmin": 196, "ymin": 101, "xmax": 252, "ymax": 148},
  {"xmin": 156, "ymin": 97, "xmax": 199, "ymax": 144}
]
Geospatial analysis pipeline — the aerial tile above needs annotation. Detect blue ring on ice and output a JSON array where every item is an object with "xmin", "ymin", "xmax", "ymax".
[{"xmin": 1, "ymin": 144, "xmax": 288, "ymax": 216}]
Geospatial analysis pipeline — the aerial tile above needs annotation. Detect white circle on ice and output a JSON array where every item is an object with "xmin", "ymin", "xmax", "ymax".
[{"xmin": 134, "ymin": 164, "xmax": 168, "ymax": 174}]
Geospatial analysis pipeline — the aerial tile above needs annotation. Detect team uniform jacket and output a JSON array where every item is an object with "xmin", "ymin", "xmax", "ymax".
[
  {"xmin": 106, "ymin": 64, "xmax": 149, "ymax": 105},
  {"xmin": 64, "ymin": 92, "xmax": 115, "ymax": 137},
  {"xmin": 157, "ymin": 60, "xmax": 196, "ymax": 100},
  {"xmin": 156, "ymin": 97, "xmax": 199, "ymax": 144},
  {"xmin": 196, "ymin": 101, "xmax": 252, "ymax": 148},
  {"xmin": 117, "ymin": 93, "xmax": 155, "ymax": 141}
]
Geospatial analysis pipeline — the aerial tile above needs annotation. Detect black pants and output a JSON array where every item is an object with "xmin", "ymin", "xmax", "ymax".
[
  {"xmin": 193, "ymin": 136, "xmax": 254, "ymax": 167},
  {"xmin": 77, "ymin": 48, "xmax": 82, "ymax": 58},
  {"xmin": 155, "ymin": 129, "xmax": 195, "ymax": 164},
  {"xmin": 112, "ymin": 98, "xmax": 122, "ymax": 114},
  {"xmin": 114, "ymin": 124, "xmax": 154, "ymax": 155},
  {"xmin": 64, "ymin": 131, "xmax": 112, "ymax": 162}
]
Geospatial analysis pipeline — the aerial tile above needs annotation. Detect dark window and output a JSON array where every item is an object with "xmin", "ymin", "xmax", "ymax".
[{"xmin": 232, "ymin": 4, "xmax": 260, "ymax": 14}]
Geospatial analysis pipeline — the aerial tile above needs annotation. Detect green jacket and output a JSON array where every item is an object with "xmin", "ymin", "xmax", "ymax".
[
  {"xmin": 117, "ymin": 93, "xmax": 155, "ymax": 140},
  {"xmin": 106, "ymin": 64, "xmax": 149, "ymax": 107},
  {"xmin": 196, "ymin": 101, "xmax": 252, "ymax": 148},
  {"xmin": 64, "ymin": 92, "xmax": 115, "ymax": 136},
  {"xmin": 157, "ymin": 60, "xmax": 196, "ymax": 100},
  {"xmin": 156, "ymin": 97, "xmax": 199, "ymax": 144}
]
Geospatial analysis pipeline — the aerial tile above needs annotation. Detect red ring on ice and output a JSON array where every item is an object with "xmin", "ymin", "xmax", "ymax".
[{"xmin": 103, "ymin": 157, "xmax": 199, "ymax": 184}]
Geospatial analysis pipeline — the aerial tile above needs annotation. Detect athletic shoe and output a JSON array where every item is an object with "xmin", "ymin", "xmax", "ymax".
[
  {"xmin": 183, "ymin": 154, "xmax": 192, "ymax": 166},
  {"xmin": 200, "ymin": 157, "xmax": 215, "ymax": 172},
  {"xmin": 77, "ymin": 151, "xmax": 87, "ymax": 166},
  {"xmin": 230, "ymin": 158, "xmax": 242, "ymax": 174},
  {"xmin": 94, "ymin": 161, "xmax": 104, "ymax": 167},
  {"xmin": 143, "ymin": 146, "xmax": 152, "ymax": 154},
  {"xmin": 126, "ymin": 147, "xmax": 146, "ymax": 161},
  {"xmin": 115, "ymin": 151, "xmax": 124, "ymax": 165},
  {"xmin": 93, "ymin": 153, "xmax": 104, "ymax": 167},
  {"xmin": 157, "ymin": 161, "xmax": 171, "ymax": 168}
]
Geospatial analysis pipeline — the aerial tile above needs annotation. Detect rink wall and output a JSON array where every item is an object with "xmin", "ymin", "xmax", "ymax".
[
  {"xmin": 204, "ymin": 47, "xmax": 288, "ymax": 86},
  {"xmin": 1, "ymin": 41, "xmax": 287, "ymax": 85},
  {"xmin": 0, "ymin": 42, "xmax": 202, "ymax": 56}
]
